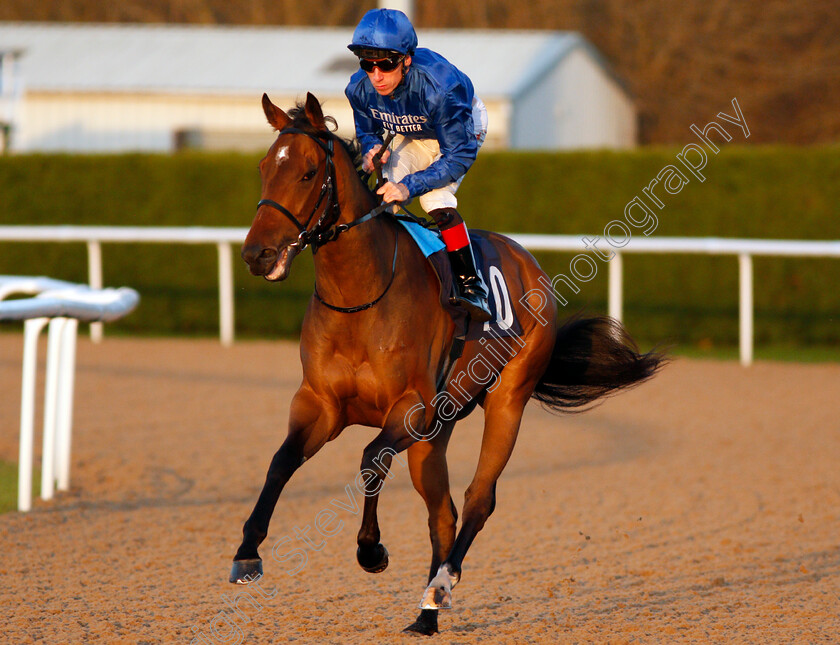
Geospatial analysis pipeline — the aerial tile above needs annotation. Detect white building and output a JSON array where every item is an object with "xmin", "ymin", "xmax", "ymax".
[
  {"xmin": 0, "ymin": 22, "xmax": 636, "ymax": 153},
  {"xmin": 0, "ymin": 47, "xmax": 24, "ymax": 152}
]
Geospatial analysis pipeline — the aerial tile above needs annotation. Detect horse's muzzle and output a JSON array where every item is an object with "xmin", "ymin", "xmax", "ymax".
[{"xmin": 241, "ymin": 243, "xmax": 298, "ymax": 281}]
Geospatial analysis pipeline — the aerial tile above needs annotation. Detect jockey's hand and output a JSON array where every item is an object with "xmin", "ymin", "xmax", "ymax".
[
  {"xmin": 377, "ymin": 181, "xmax": 409, "ymax": 206},
  {"xmin": 362, "ymin": 145, "xmax": 391, "ymax": 173}
]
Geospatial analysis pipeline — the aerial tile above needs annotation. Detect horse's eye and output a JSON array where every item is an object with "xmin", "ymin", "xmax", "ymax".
[{"xmin": 302, "ymin": 169, "xmax": 317, "ymax": 182}]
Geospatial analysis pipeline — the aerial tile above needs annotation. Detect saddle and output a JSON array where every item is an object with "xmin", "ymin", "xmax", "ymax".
[{"xmin": 397, "ymin": 220, "xmax": 524, "ymax": 343}]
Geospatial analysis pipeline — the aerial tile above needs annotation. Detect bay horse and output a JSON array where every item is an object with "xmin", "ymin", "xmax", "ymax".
[{"xmin": 232, "ymin": 92, "xmax": 664, "ymax": 636}]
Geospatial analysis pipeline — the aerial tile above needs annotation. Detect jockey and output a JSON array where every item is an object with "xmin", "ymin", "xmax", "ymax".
[{"xmin": 345, "ymin": 8, "xmax": 493, "ymax": 323}]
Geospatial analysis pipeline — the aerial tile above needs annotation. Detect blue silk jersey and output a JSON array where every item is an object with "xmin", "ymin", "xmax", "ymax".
[{"xmin": 345, "ymin": 48, "xmax": 479, "ymax": 199}]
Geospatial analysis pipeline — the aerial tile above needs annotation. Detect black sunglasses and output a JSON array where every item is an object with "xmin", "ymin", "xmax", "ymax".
[{"xmin": 359, "ymin": 54, "xmax": 405, "ymax": 73}]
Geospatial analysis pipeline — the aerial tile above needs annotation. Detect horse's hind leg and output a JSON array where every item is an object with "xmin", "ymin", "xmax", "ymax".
[
  {"xmin": 354, "ymin": 394, "xmax": 422, "ymax": 574},
  {"xmin": 403, "ymin": 420, "xmax": 457, "ymax": 636},
  {"xmin": 230, "ymin": 387, "xmax": 338, "ymax": 583},
  {"xmin": 420, "ymin": 388, "xmax": 530, "ymax": 610}
]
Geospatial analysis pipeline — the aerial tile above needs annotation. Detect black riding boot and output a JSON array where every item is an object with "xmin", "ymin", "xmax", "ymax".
[
  {"xmin": 428, "ymin": 207, "xmax": 493, "ymax": 323},
  {"xmin": 447, "ymin": 245, "xmax": 493, "ymax": 323}
]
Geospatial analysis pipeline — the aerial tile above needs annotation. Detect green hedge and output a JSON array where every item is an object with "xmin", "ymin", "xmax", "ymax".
[{"xmin": 1, "ymin": 147, "xmax": 838, "ymax": 347}]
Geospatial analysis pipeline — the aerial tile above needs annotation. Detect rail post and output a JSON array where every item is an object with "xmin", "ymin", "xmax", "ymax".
[
  {"xmin": 217, "ymin": 242, "xmax": 234, "ymax": 347},
  {"xmin": 87, "ymin": 240, "xmax": 103, "ymax": 343},
  {"xmin": 739, "ymin": 253, "xmax": 753, "ymax": 367},
  {"xmin": 608, "ymin": 252, "xmax": 623, "ymax": 322},
  {"xmin": 18, "ymin": 317, "xmax": 49, "ymax": 512},
  {"xmin": 40, "ymin": 317, "xmax": 70, "ymax": 501},
  {"xmin": 56, "ymin": 317, "xmax": 79, "ymax": 491}
]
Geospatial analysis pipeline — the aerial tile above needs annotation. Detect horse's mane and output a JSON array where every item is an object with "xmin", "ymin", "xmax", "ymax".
[{"xmin": 285, "ymin": 102, "xmax": 365, "ymax": 181}]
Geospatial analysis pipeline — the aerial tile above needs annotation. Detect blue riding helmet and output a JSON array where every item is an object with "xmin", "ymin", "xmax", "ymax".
[{"xmin": 348, "ymin": 8, "xmax": 418, "ymax": 57}]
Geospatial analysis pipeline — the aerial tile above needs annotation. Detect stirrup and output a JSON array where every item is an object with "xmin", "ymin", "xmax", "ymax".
[{"xmin": 450, "ymin": 291, "xmax": 492, "ymax": 323}]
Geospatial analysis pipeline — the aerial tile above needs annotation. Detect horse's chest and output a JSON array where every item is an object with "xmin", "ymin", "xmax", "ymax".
[
  {"xmin": 352, "ymin": 361, "xmax": 404, "ymax": 407},
  {"xmin": 318, "ymin": 355, "xmax": 407, "ymax": 422}
]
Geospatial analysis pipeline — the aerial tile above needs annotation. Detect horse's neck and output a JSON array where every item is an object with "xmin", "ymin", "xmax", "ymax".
[
  {"xmin": 308, "ymin": 153, "xmax": 452, "ymax": 367},
  {"xmin": 311, "ymin": 167, "xmax": 396, "ymax": 305}
]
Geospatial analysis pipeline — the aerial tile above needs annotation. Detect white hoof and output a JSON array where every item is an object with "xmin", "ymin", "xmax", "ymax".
[{"xmin": 419, "ymin": 564, "xmax": 459, "ymax": 610}]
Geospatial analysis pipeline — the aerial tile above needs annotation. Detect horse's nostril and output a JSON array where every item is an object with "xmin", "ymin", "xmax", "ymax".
[{"xmin": 241, "ymin": 245, "xmax": 275, "ymax": 265}]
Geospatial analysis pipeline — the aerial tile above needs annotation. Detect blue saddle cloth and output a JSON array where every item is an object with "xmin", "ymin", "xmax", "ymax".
[
  {"xmin": 397, "ymin": 219, "xmax": 524, "ymax": 342},
  {"xmin": 399, "ymin": 219, "xmax": 445, "ymax": 257}
]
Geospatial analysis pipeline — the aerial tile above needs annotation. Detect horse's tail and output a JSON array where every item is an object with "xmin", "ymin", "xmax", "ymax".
[{"xmin": 531, "ymin": 315, "xmax": 666, "ymax": 413}]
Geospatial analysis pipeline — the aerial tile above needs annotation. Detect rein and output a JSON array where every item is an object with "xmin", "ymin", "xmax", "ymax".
[{"xmin": 314, "ymin": 227, "xmax": 400, "ymax": 313}]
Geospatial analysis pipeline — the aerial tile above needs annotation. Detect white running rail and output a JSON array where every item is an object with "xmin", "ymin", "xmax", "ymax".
[
  {"xmin": 1, "ymin": 226, "xmax": 838, "ymax": 365},
  {"xmin": 0, "ymin": 276, "xmax": 139, "ymax": 512},
  {"xmin": 0, "ymin": 226, "xmax": 243, "ymax": 346}
]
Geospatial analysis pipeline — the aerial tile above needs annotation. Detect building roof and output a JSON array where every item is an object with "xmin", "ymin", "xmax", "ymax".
[{"xmin": 0, "ymin": 22, "xmax": 625, "ymax": 101}]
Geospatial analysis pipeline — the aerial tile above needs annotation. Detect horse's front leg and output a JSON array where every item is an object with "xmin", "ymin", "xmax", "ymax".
[
  {"xmin": 354, "ymin": 394, "xmax": 422, "ymax": 574},
  {"xmin": 230, "ymin": 386, "xmax": 339, "ymax": 584}
]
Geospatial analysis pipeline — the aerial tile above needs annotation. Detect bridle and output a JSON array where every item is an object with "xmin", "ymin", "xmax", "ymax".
[
  {"xmin": 256, "ymin": 127, "xmax": 345, "ymax": 254},
  {"xmin": 255, "ymin": 127, "xmax": 399, "ymax": 313}
]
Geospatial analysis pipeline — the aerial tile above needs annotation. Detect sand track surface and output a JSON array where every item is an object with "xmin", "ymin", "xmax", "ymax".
[{"xmin": 1, "ymin": 334, "xmax": 839, "ymax": 644}]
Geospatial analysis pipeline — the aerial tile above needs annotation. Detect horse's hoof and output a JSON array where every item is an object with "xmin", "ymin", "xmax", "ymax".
[
  {"xmin": 419, "ymin": 564, "xmax": 458, "ymax": 610},
  {"xmin": 229, "ymin": 558, "xmax": 263, "ymax": 584},
  {"xmin": 420, "ymin": 583, "xmax": 452, "ymax": 610},
  {"xmin": 356, "ymin": 543, "xmax": 389, "ymax": 573},
  {"xmin": 403, "ymin": 610, "xmax": 439, "ymax": 636}
]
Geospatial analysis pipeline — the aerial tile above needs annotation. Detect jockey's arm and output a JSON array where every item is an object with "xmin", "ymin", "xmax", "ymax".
[{"xmin": 399, "ymin": 87, "xmax": 478, "ymax": 199}]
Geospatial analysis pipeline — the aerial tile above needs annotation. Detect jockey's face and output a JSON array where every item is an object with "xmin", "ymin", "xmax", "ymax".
[{"xmin": 365, "ymin": 55, "xmax": 411, "ymax": 97}]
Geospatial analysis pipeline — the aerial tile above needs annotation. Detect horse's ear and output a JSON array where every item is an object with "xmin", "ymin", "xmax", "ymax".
[
  {"xmin": 304, "ymin": 92, "xmax": 327, "ymax": 131},
  {"xmin": 262, "ymin": 93, "xmax": 291, "ymax": 131}
]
